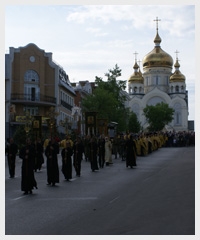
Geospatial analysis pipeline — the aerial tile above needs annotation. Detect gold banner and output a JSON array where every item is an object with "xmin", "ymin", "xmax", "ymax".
[{"xmin": 15, "ymin": 116, "xmax": 49, "ymax": 124}]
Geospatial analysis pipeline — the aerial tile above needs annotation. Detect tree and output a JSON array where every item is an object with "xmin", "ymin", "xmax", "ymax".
[
  {"xmin": 82, "ymin": 64, "xmax": 129, "ymax": 131},
  {"xmin": 143, "ymin": 102, "xmax": 174, "ymax": 132},
  {"xmin": 128, "ymin": 112, "xmax": 141, "ymax": 133}
]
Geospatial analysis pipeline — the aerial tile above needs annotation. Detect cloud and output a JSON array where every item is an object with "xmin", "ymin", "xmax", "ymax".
[
  {"xmin": 86, "ymin": 27, "xmax": 108, "ymax": 37},
  {"xmin": 66, "ymin": 5, "xmax": 194, "ymax": 37}
]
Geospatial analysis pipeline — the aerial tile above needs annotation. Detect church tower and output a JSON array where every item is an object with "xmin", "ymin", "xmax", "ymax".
[
  {"xmin": 128, "ymin": 17, "xmax": 188, "ymax": 131},
  {"xmin": 142, "ymin": 17, "xmax": 173, "ymax": 94}
]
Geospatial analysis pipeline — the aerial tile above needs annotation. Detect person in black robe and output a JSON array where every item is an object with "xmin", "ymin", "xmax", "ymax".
[
  {"xmin": 34, "ymin": 138, "xmax": 44, "ymax": 172},
  {"xmin": 97, "ymin": 135, "xmax": 105, "ymax": 168},
  {"xmin": 45, "ymin": 137, "xmax": 60, "ymax": 186},
  {"xmin": 125, "ymin": 135, "xmax": 137, "ymax": 168},
  {"xmin": 89, "ymin": 136, "xmax": 99, "ymax": 172},
  {"xmin": 73, "ymin": 136, "xmax": 84, "ymax": 177},
  {"xmin": 19, "ymin": 138, "xmax": 37, "ymax": 194},
  {"xmin": 5, "ymin": 138, "xmax": 18, "ymax": 178},
  {"xmin": 61, "ymin": 142, "xmax": 73, "ymax": 181}
]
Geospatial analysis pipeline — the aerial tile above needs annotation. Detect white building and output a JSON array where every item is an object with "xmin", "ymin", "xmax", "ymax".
[{"xmin": 128, "ymin": 25, "xmax": 188, "ymax": 131}]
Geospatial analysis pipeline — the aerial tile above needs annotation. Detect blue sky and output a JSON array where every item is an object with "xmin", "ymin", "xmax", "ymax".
[{"xmin": 4, "ymin": 4, "xmax": 196, "ymax": 121}]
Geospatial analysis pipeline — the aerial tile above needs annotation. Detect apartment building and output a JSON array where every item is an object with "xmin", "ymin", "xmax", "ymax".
[{"xmin": 5, "ymin": 43, "xmax": 76, "ymax": 140}]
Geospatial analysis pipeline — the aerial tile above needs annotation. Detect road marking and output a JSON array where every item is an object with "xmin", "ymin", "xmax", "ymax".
[
  {"xmin": 109, "ymin": 196, "xmax": 120, "ymax": 203},
  {"xmin": 38, "ymin": 197, "xmax": 98, "ymax": 201},
  {"xmin": 12, "ymin": 196, "xmax": 98, "ymax": 201},
  {"xmin": 12, "ymin": 196, "xmax": 27, "ymax": 200}
]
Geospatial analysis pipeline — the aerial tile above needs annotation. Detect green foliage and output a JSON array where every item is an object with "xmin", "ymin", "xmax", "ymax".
[
  {"xmin": 128, "ymin": 112, "xmax": 141, "ymax": 133},
  {"xmin": 13, "ymin": 125, "xmax": 34, "ymax": 149},
  {"xmin": 82, "ymin": 64, "xmax": 128, "ymax": 131},
  {"xmin": 143, "ymin": 102, "xmax": 174, "ymax": 131}
]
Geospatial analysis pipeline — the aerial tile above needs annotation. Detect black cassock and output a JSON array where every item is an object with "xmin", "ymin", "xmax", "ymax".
[
  {"xmin": 34, "ymin": 142, "xmax": 44, "ymax": 171},
  {"xmin": 89, "ymin": 141, "xmax": 99, "ymax": 171},
  {"xmin": 45, "ymin": 142, "xmax": 59, "ymax": 185},
  {"xmin": 19, "ymin": 144, "xmax": 37, "ymax": 192},
  {"xmin": 126, "ymin": 137, "xmax": 137, "ymax": 168},
  {"xmin": 61, "ymin": 147, "xmax": 73, "ymax": 180},
  {"xmin": 73, "ymin": 141, "xmax": 84, "ymax": 176},
  {"xmin": 5, "ymin": 142, "xmax": 18, "ymax": 178}
]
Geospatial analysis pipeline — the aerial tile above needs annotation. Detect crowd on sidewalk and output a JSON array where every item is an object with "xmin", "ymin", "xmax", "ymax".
[{"xmin": 5, "ymin": 130, "xmax": 195, "ymax": 195}]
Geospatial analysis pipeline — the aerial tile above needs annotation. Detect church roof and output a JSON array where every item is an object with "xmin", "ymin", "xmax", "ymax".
[
  {"xmin": 142, "ymin": 20, "xmax": 173, "ymax": 69},
  {"xmin": 170, "ymin": 59, "xmax": 185, "ymax": 82}
]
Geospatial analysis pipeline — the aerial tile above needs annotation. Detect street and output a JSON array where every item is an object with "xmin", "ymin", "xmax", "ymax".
[{"xmin": 5, "ymin": 146, "xmax": 195, "ymax": 235}]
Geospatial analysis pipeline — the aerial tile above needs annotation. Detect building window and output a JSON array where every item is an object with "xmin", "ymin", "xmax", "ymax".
[
  {"xmin": 174, "ymin": 103, "xmax": 182, "ymax": 125},
  {"xmin": 24, "ymin": 70, "xmax": 40, "ymax": 101},
  {"xmin": 24, "ymin": 107, "xmax": 38, "ymax": 116},
  {"xmin": 24, "ymin": 70, "xmax": 39, "ymax": 82},
  {"xmin": 134, "ymin": 87, "xmax": 137, "ymax": 93},
  {"xmin": 175, "ymin": 85, "xmax": 179, "ymax": 92}
]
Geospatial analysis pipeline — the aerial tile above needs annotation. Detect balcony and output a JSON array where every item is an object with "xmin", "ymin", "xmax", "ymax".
[
  {"xmin": 11, "ymin": 93, "xmax": 56, "ymax": 106},
  {"xmin": 60, "ymin": 100, "xmax": 72, "ymax": 111}
]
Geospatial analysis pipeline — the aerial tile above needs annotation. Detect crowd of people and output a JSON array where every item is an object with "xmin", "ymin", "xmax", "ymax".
[{"xmin": 5, "ymin": 130, "xmax": 195, "ymax": 195}]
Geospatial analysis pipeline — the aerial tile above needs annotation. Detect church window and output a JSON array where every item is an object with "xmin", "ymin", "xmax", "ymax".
[
  {"xmin": 166, "ymin": 76, "xmax": 169, "ymax": 85},
  {"xmin": 175, "ymin": 112, "xmax": 181, "ymax": 125},
  {"xmin": 171, "ymin": 86, "xmax": 173, "ymax": 93},
  {"xmin": 175, "ymin": 85, "xmax": 179, "ymax": 92},
  {"xmin": 153, "ymin": 76, "xmax": 159, "ymax": 85},
  {"xmin": 174, "ymin": 103, "xmax": 182, "ymax": 125},
  {"xmin": 134, "ymin": 87, "xmax": 137, "ymax": 93},
  {"xmin": 146, "ymin": 77, "xmax": 149, "ymax": 85},
  {"xmin": 139, "ymin": 87, "xmax": 142, "ymax": 93},
  {"xmin": 156, "ymin": 76, "xmax": 159, "ymax": 85}
]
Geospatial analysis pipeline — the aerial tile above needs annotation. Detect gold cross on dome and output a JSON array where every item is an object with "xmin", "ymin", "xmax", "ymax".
[
  {"xmin": 154, "ymin": 17, "xmax": 161, "ymax": 30},
  {"xmin": 133, "ymin": 51, "xmax": 138, "ymax": 62},
  {"xmin": 175, "ymin": 50, "xmax": 179, "ymax": 60}
]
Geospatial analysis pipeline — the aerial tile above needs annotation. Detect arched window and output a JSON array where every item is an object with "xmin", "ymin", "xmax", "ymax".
[
  {"xmin": 134, "ymin": 87, "xmax": 137, "ymax": 93},
  {"xmin": 175, "ymin": 85, "xmax": 179, "ymax": 92},
  {"xmin": 24, "ymin": 70, "xmax": 40, "ymax": 101},
  {"xmin": 174, "ymin": 103, "xmax": 182, "ymax": 125},
  {"xmin": 24, "ymin": 70, "xmax": 39, "ymax": 82},
  {"xmin": 171, "ymin": 86, "xmax": 173, "ymax": 93}
]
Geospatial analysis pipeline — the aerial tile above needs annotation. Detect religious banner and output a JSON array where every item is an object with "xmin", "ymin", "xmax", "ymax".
[
  {"xmin": 97, "ymin": 119, "xmax": 108, "ymax": 136},
  {"xmin": 32, "ymin": 116, "xmax": 42, "ymax": 139},
  {"xmin": 85, "ymin": 112, "xmax": 97, "ymax": 136}
]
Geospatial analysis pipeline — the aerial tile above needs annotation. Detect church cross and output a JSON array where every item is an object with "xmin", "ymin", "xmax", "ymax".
[
  {"xmin": 175, "ymin": 50, "xmax": 179, "ymax": 60},
  {"xmin": 133, "ymin": 51, "xmax": 138, "ymax": 62},
  {"xmin": 154, "ymin": 17, "xmax": 161, "ymax": 30}
]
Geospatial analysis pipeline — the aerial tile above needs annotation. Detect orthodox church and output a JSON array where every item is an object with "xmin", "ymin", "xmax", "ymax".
[{"xmin": 128, "ymin": 19, "xmax": 188, "ymax": 131}]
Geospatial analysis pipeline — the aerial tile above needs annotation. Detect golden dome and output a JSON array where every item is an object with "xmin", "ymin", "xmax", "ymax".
[
  {"xmin": 170, "ymin": 59, "xmax": 185, "ymax": 82},
  {"xmin": 128, "ymin": 62, "xmax": 144, "ymax": 83},
  {"xmin": 142, "ymin": 32, "xmax": 173, "ymax": 69}
]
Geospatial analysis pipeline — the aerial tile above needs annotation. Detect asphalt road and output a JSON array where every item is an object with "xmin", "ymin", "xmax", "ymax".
[{"xmin": 5, "ymin": 146, "xmax": 195, "ymax": 235}]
